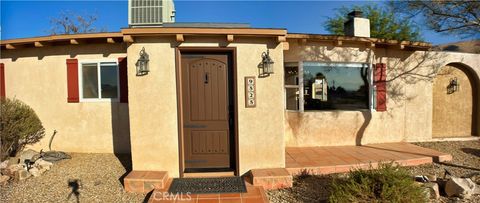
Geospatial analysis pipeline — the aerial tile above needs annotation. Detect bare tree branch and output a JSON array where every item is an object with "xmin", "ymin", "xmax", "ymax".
[
  {"xmin": 49, "ymin": 11, "xmax": 106, "ymax": 35},
  {"xmin": 389, "ymin": 1, "xmax": 480, "ymax": 38}
]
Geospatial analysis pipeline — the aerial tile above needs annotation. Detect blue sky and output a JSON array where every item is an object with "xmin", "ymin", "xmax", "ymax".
[{"xmin": 0, "ymin": 0, "xmax": 468, "ymax": 45}]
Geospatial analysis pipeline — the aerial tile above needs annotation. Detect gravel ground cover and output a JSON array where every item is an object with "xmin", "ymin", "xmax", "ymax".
[
  {"xmin": 0, "ymin": 153, "xmax": 146, "ymax": 202},
  {"xmin": 1, "ymin": 141, "xmax": 478, "ymax": 203},
  {"xmin": 267, "ymin": 141, "xmax": 480, "ymax": 203}
]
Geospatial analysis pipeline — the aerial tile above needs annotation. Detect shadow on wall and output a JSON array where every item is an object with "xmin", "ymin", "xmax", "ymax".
[
  {"xmin": 110, "ymin": 102, "xmax": 132, "ymax": 173},
  {"xmin": 286, "ymin": 40, "xmax": 452, "ymax": 146}
]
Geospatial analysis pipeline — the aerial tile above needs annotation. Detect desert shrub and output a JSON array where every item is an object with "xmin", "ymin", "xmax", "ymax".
[
  {"xmin": 329, "ymin": 162, "xmax": 426, "ymax": 203},
  {"xmin": 0, "ymin": 98, "xmax": 45, "ymax": 161}
]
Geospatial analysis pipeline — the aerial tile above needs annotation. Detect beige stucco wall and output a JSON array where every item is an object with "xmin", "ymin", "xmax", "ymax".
[
  {"xmin": 0, "ymin": 44, "xmax": 130, "ymax": 153},
  {"xmin": 432, "ymin": 65, "xmax": 474, "ymax": 137},
  {"xmin": 128, "ymin": 36, "xmax": 285, "ymax": 177},
  {"xmin": 284, "ymin": 40, "xmax": 480, "ymax": 147}
]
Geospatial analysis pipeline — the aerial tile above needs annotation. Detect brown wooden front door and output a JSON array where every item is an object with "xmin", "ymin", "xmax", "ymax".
[{"xmin": 181, "ymin": 54, "xmax": 233, "ymax": 170}]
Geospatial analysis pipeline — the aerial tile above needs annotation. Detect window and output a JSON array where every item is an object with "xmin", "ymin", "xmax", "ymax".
[
  {"xmin": 79, "ymin": 61, "xmax": 119, "ymax": 101},
  {"xmin": 285, "ymin": 63, "xmax": 300, "ymax": 110},
  {"xmin": 285, "ymin": 61, "xmax": 372, "ymax": 111}
]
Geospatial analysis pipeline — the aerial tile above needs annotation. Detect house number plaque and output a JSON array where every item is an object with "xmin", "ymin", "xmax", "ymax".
[{"xmin": 245, "ymin": 76, "xmax": 256, "ymax": 108}]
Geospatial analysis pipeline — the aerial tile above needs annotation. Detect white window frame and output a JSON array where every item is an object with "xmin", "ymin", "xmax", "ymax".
[
  {"xmin": 284, "ymin": 61, "xmax": 374, "ymax": 112},
  {"xmin": 78, "ymin": 59, "xmax": 120, "ymax": 102}
]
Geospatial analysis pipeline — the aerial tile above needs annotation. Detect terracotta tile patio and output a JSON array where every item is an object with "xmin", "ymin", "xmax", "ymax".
[{"xmin": 286, "ymin": 142, "xmax": 452, "ymax": 175}]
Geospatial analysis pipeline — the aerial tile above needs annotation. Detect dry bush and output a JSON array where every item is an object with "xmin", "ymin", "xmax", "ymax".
[
  {"xmin": 329, "ymin": 162, "xmax": 426, "ymax": 203},
  {"xmin": 0, "ymin": 98, "xmax": 45, "ymax": 161}
]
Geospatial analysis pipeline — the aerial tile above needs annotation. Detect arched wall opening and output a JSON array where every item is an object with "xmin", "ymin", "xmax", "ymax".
[{"xmin": 432, "ymin": 62, "xmax": 479, "ymax": 138}]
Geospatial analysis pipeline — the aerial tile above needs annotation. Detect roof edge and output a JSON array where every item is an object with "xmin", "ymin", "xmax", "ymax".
[{"xmin": 287, "ymin": 33, "xmax": 432, "ymax": 48}]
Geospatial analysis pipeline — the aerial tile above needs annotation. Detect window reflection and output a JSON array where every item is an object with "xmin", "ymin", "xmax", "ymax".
[
  {"xmin": 82, "ymin": 64, "xmax": 99, "ymax": 98},
  {"xmin": 81, "ymin": 62, "xmax": 119, "ymax": 100},
  {"xmin": 100, "ymin": 63, "xmax": 119, "ymax": 99},
  {"xmin": 303, "ymin": 62, "xmax": 369, "ymax": 110}
]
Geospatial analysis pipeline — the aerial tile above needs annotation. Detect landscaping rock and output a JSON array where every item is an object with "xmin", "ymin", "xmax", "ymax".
[
  {"xmin": 445, "ymin": 177, "xmax": 477, "ymax": 199},
  {"xmin": 426, "ymin": 174, "xmax": 437, "ymax": 182},
  {"xmin": 422, "ymin": 182, "xmax": 440, "ymax": 199},
  {"xmin": 19, "ymin": 149, "xmax": 39, "ymax": 164},
  {"xmin": 0, "ymin": 160, "xmax": 8, "ymax": 170},
  {"xmin": 37, "ymin": 165, "xmax": 50, "ymax": 173},
  {"xmin": 29, "ymin": 167, "xmax": 40, "ymax": 177},
  {"xmin": 14, "ymin": 169, "xmax": 31, "ymax": 182},
  {"xmin": 465, "ymin": 173, "xmax": 480, "ymax": 185},
  {"xmin": 4, "ymin": 164, "xmax": 23, "ymax": 177},
  {"xmin": 0, "ymin": 175, "xmax": 10, "ymax": 186},
  {"xmin": 34, "ymin": 159, "xmax": 53, "ymax": 168},
  {"xmin": 7, "ymin": 157, "xmax": 20, "ymax": 166}
]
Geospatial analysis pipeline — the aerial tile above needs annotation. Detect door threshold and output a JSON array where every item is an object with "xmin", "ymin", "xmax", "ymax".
[{"xmin": 183, "ymin": 171, "xmax": 235, "ymax": 178}]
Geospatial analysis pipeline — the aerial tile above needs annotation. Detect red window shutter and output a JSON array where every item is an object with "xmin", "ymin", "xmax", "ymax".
[
  {"xmin": 118, "ymin": 57, "xmax": 128, "ymax": 103},
  {"xmin": 374, "ymin": 63, "xmax": 387, "ymax": 111},
  {"xmin": 0, "ymin": 63, "xmax": 5, "ymax": 98},
  {"xmin": 66, "ymin": 59, "xmax": 79, "ymax": 103}
]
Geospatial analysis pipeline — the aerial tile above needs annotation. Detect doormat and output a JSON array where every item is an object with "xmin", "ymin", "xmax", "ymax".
[{"xmin": 168, "ymin": 177, "xmax": 247, "ymax": 194}]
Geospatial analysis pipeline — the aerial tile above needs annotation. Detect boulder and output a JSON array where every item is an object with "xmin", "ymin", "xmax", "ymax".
[
  {"xmin": 422, "ymin": 182, "xmax": 440, "ymax": 199},
  {"xmin": 7, "ymin": 157, "xmax": 20, "ymax": 166},
  {"xmin": 426, "ymin": 174, "xmax": 437, "ymax": 182},
  {"xmin": 19, "ymin": 149, "xmax": 39, "ymax": 164},
  {"xmin": 14, "ymin": 168, "xmax": 31, "ymax": 182},
  {"xmin": 445, "ymin": 177, "xmax": 477, "ymax": 199},
  {"xmin": 0, "ymin": 160, "xmax": 8, "ymax": 169},
  {"xmin": 34, "ymin": 159, "xmax": 53, "ymax": 167},
  {"xmin": 29, "ymin": 167, "xmax": 40, "ymax": 177},
  {"xmin": 0, "ymin": 175, "xmax": 10, "ymax": 186},
  {"xmin": 4, "ymin": 164, "xmax": 23, "ymax": 177},
  {"xmin": 37, "ymin": 165, "xmax": 49, "ymax": 174}
]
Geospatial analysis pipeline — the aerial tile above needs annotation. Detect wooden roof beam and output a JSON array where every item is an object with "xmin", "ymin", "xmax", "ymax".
[
  {"xmin": 5, "ymin": 44, "xmax": 15, "ymax": 49},
  {"xmin": 34, "ymin": 41, "xmax": 48, "ymax": 48},
  {"xmin": 283, "ymin": 42, "xmax": 289, "ymax": 51},
  {"xmin": 107, "ymin": 37, "xmax": 116, "ymax": 44},
  {"xmin": 176, "ymin": 34, "xmax": 184, "ymax": 42},
  {"xmin": 367, "ymin": 42, "xmax": 375, "ymax": 48},
  {"xmin": 298, "ymin": 38, "xmax": 307, "ymax": 45},
  {"xmin": 123, "ymin": 35, "xmax": 134, "ymax": 43},
  {"xmin": 277, "ymin": 36, "xmax": 287, "ymax": 43},
  {"xmin": 70, "ymin": 39, "xmax": 80, "ymax": 45},
  {"xmin": 227, "ymin": 34, "xmax": 234, "ymax": 43}
]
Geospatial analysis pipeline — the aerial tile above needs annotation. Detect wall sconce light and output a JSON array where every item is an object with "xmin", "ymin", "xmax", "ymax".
[
  {"xmin": 259, "ymin": 50, "xmax": 274, "ymax": 76},
  {"xmin": 447, "ymin": 77, "xmax": 459, "ymax": 94},
  {"xmin": 135, "ymin": 47, "xmax": 149, "ymax": 76}
]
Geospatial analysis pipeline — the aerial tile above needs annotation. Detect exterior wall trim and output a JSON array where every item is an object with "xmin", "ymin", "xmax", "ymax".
[{"xmin": 77, "ymin": 59, "xmax": 121, "ymax": 102}]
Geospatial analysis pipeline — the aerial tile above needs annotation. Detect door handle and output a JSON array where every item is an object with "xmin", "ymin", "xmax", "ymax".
[{"xmin": 184, "ymin": 124, "xmax": 207, "ymax": 128}]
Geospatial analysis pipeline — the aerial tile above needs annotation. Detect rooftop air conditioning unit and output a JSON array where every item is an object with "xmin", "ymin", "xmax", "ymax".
[{"xmin": 128, "ymin": 0, "xmax": 176, "ymax": 27}]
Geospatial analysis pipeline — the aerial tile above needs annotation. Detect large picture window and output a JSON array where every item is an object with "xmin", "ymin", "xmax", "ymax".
[
  {"xmin": 285, "ymin": 62, "xmax": 372, "ymax": 111},
  {"xmin": 80, "ymin": 61, "xmax": 119, "ymax": 101}
]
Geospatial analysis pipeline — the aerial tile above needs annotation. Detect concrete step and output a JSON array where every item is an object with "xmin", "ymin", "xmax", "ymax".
[
  {"xmin": 124, "ymin": 171, "xmax": 169, "ymax": 193},
  {"xmin": 247, "ymin": 168, "xmax": 293, "ymax": 190}
]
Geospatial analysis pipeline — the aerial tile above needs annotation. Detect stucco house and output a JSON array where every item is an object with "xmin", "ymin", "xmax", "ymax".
[{"xmin": 0, "ymin": 1, "xmax": 478, "ymax": 194}]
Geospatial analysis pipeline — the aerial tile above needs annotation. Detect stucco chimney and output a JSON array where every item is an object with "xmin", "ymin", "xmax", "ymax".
[{"xmin": 344, "ymin": 10, "xmax": 370, "ymax": 38}]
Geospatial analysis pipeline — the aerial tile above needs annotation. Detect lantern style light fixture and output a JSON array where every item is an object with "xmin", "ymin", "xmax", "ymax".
[
  {"xmin": 135, "ymin": 47, "xmax": 150, "ymax": 76},
  {"xmin": 447, "ymin": 77, "xmax": 459, "ymax": 94},
  {"xmin": 260, "ymin": 50, "xmax": 274, "ymax": 75}
]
